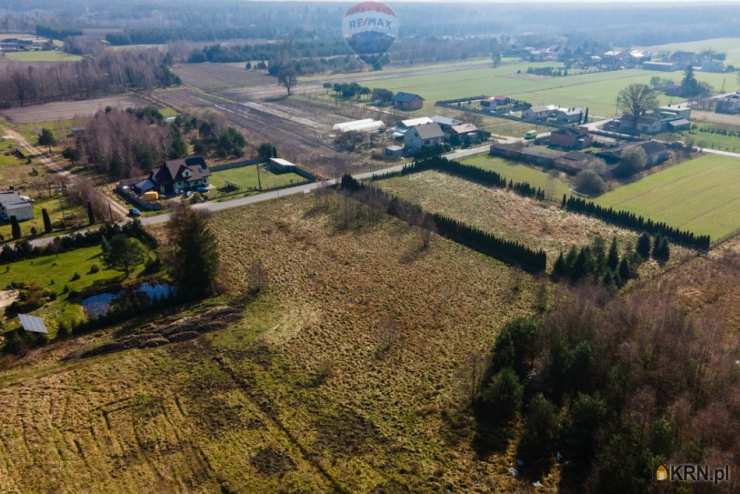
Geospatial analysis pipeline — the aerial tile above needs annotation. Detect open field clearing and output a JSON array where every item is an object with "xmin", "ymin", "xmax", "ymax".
[
  {"xmin": 0, "ymin": 136, "xmax": 49, "ymax": 187},
  {"xmin": 209, "ymin": 165, "xmax": 308, "ymax": 199},
  {"xmin": 173, "ymin": 62, "xmax": 276, "ymax": 92},
  {"xmin": 461, "ymin": 154, "xmax": 571, "ymax": 198},
  {"xmin": 154, "ymin": 87, "xmax": 387, "ymax": 177},
  {"xmin": 0, "ymin": 193, "xmax": 546, "ymax": 492},
  {"xmin": 375, "ymin": 170, "xmax": 661, "ymax": 270},
  {"xmin": 597, "ymin": 154, "xmax": 740, "ymax": 241},
  {"xmin": 2, "ymin": 50, "xmax": 82, "ymax": 63},
  {"xmin": 0, "ymin": 95, "xmax": 148, "ymax": 123},
  {"xmin": 658, "ymin": 125, "xmax": 740, "ymax": 153},
  {"xmin": 361, "ymin": 65, "xmax": 740, "ymax": 117},
  {"xmin": 641, "ymin": 37, "xmax": 740, "ymax": 66},
  {"xmin": 10, "ymin": 117, "xmax": 89, "ymax": 146},
  {"xmin": 692, "ymin": 110, "xmax": 740, "ymax": 127}
]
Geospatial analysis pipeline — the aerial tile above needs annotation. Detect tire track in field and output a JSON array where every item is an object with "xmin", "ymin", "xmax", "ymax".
[{"xmin": 210, "ymin": 352, "xmax": 348, "ymax": 494}]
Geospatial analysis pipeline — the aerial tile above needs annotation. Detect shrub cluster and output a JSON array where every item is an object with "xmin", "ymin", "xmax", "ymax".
[
  {"xmin": 0, "ymin": 221, "xmax": 156, "ymax": 265},
  {"xmin": 562, "ymin": 196, "xmax": 710, "ymax": 250}
]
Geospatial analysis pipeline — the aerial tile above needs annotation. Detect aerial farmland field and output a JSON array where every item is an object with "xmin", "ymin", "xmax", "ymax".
[
  {"xmin": 641, "ymin": 37, "xmax": 740, "ymax": 66},
  {"xmin": 2, "ymin": 50, "xmax": 81, "ymax": 63},
  {"xmin": 360, "ymin": 63, "xmax": 740, "ymax": 118},
  {"xmin": 597, "ymin": 154, "xmax": 740, "ymax": 241}
]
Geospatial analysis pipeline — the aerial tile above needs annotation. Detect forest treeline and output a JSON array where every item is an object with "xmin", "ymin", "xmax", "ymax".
[
  {"xmin": 0, "ymin": 50, "xmax": 179, "ymax": 108},
  {"xmin": 474, "ymin": 288, "xmax": 738, "ymax": 491},
  {"xmin": 340, "ymin": 175, "xmax": 546, "ymax": 273}
]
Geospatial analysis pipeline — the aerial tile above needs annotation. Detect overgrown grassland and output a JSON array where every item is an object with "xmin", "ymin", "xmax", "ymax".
[
  {"xmin": 597, "ymin": 154, "xmax": 740, "ymax": 241},
  {"xmin": 376, "ymin": 170, "xmax": 646, "ymax": 268},
  {"xmin": 0, "ymin": 194, "xmax": 546, "ymax": 493}
]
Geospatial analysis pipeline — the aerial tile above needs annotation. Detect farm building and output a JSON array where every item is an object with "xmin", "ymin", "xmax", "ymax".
[
  {"xmin": 549, "ymin": 127, "xmax": 593, "ymax": 149},
  {"xmin": 332, "ymin": 119, "xmax": 385, "ymax": 133},
  {"xmin": 0, "ymin": 192, "xmax": 33, "ymax": 222},
  {"xmin": 392, "ymin": 92, "xmax": 424, "ymax": 111},
  {"xmin": 553, "ymin": 152, "xmax": 601, "ymax": 174},
  {"xmin": 614, "ymin": 105, "xmax": 692, "ymax": 135},
  {"xmin": 137, "ymin": 156, "xmax": 211, "ymax": 196},
  {"xmin": 642, "ymin": 61, "xmax": 677, "ymax": 71},
  {"xmin": 267, "ymin": 158, "xmax": 297, "ymax": 173},
  {"xmin": 400, "ymin": 117, "xmax": 433, "ymax": 129},
  {"xmin": 480, "ymin": 96, "xmax": 510, "ymax": 109},
  {"xmin": 403, "ymin": 123, "xmax": 445, "ymax": 153}
]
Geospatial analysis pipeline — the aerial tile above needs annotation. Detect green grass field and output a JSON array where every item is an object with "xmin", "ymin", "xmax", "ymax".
[
  {"xmin": 597, "ymin": 154, "xmax": 740, "ymax": 241},
  {"xmin": 0, "ymin": 245, "xmax": 126, "ymax": 296},
  {"xmin": 361, "ymin": 63, "xmax": 740, "ymax": 118},
  {"xmin": 210, "ymin": 165, "xmax": 308, "ymax": 199},
  {"xmin": 3, "ymin": 50, "xmax": 81, "ymax": 62},
  {"xmin": 461, "ymin": 154, "xmax": 571, "ymax": 200},
  {"xmin": 13, "ymin": 118, "xmax": 87, "ymax": 148},
  {"xmin": 642, "ymin": 38, "xmax": 740, "ymax": 66},
  {"xmin": 658, "ymin": 125, "xmax": 740, "ymax": 153}
]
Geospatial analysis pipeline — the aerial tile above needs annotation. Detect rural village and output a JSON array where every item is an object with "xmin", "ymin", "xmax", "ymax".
[{"xmin": 0, "ymin": 1, "xmax": 738, "ymax": 493}]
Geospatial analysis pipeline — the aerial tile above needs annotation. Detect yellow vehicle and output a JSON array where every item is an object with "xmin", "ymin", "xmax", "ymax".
[{"xmin": 142, "ymin": 191, "xmax": 159, "ymax": 202}]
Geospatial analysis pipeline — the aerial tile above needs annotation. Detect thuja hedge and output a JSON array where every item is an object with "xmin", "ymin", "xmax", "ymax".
[
  {"xmin": 376, "ymin": 157, "xmax": 547, "ymax": 201},
  {"xmin": 341, "ymin": 175, "xmax": 546, "ymax": 273},
  {"xmin": 562, "ymin": 196, "xmax": 710, "ymax": 251},
  {"xmin": 0, "ymin": 221, "xmax": 157, "ymax": 265}
]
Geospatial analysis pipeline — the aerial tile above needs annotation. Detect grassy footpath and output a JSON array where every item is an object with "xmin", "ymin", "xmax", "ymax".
[
  {"xmin": 461, "ymin": 154, "xmax": 571, "ymax": 200},
  {"xmin": 597, "ymin": 154, "xmax": 740, "ymax": 241}
]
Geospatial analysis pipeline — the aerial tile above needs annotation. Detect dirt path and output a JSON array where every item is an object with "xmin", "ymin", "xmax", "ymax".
[{"xmin": 1, "ymin": 126, "xmax": 129, "ymax": 220}]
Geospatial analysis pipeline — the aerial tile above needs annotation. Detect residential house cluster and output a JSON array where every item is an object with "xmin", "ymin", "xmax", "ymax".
[
  {"xmin": 392, "ymin": 115, "xmax": 485, "ymax": 155},
  {"xmin": 0, "ymin": 37, "xmax": 54, "ymax": 52},
  {"xmin": 610, "ymin": 104, "xmax": 691, "ymax": 135},
  {"xmin": 522, "ymin": 105, "xmax": 586, "ymax": 125},
  {"xmin": 643, "ymin": 50, "xmax": 732, "ymax": 73}
]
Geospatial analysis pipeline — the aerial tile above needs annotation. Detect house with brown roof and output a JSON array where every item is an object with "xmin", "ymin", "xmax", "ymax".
[
  {"xmin": 136, "ymin": 156, "xmax": 211, "ymax": 196},
  {"xmin": 549, "ymin": 127, "xmax": 593, "ymax": 149}
]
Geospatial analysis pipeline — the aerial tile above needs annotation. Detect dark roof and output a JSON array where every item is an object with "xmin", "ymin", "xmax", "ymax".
[
  {"xmin": 153, "ymin": 156, "xmax": 210, "ymax": 186},
  {"xmin": 393, "ymin": 92, "xmax": 424, "ymax": 103},
  {"xmin": 552, "ymin": 126, "xmax": 589, "ymax": 137},
  {"xmin": 414, "ymin": 123, "xmax": 445, "ymax": 140}
]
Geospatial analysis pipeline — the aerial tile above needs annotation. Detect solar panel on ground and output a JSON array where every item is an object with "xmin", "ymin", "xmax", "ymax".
[{"xmin": 18, "ymin": 314, "xmax": 48, "ymax": 334}]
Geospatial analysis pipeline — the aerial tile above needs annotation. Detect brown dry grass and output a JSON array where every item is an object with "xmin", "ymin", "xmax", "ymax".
[
  {"xmin": 377, "ymin": 170, "xmax": 693, "ymax": 275},
  {"xmin": 0, "ymin": 192, "xmax": 548, "ymax": 493}
]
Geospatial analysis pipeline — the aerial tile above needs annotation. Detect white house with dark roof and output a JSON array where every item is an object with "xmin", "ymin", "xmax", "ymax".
[
  {"xmin": 403, "ymin": 123, "xmax": 445, "ymax": 153},
  {"xmin": 136, "ymin": 156, "xmax": 210, "ymax": 196}
]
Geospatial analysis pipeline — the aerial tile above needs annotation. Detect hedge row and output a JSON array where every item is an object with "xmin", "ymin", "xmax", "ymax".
[
  {"xmin": 563, "ymin": 196, "xmax": 710, "ymax": 251},
  {"xmin": 341, "ymin": 175, "xmax": 546, "ymax": 273}
]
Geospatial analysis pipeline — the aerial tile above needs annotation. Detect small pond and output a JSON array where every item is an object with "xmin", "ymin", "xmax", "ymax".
[{"xmin": 80, "ymin": 282, "xmax": 175, "ymax": 318}]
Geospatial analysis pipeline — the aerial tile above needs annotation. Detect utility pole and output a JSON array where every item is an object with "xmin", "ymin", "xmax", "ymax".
[{"xmin": 256, "ymin": 163, "xmax": 263, "ymax": 191}]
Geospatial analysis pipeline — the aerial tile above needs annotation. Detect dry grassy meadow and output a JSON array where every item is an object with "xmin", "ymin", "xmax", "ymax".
[{"xmin": 0, "ymin": 193, "xmax": 549, "ymax": 493}]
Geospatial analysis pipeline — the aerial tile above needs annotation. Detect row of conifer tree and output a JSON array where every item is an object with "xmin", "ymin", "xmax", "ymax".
[
  {"xmin": 340, "ymin": 175, "xmax": 547, "ymax": 273},
  {"xmin": 562, "ymin": 196, "xmax": 710, "ymax": 250}
]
